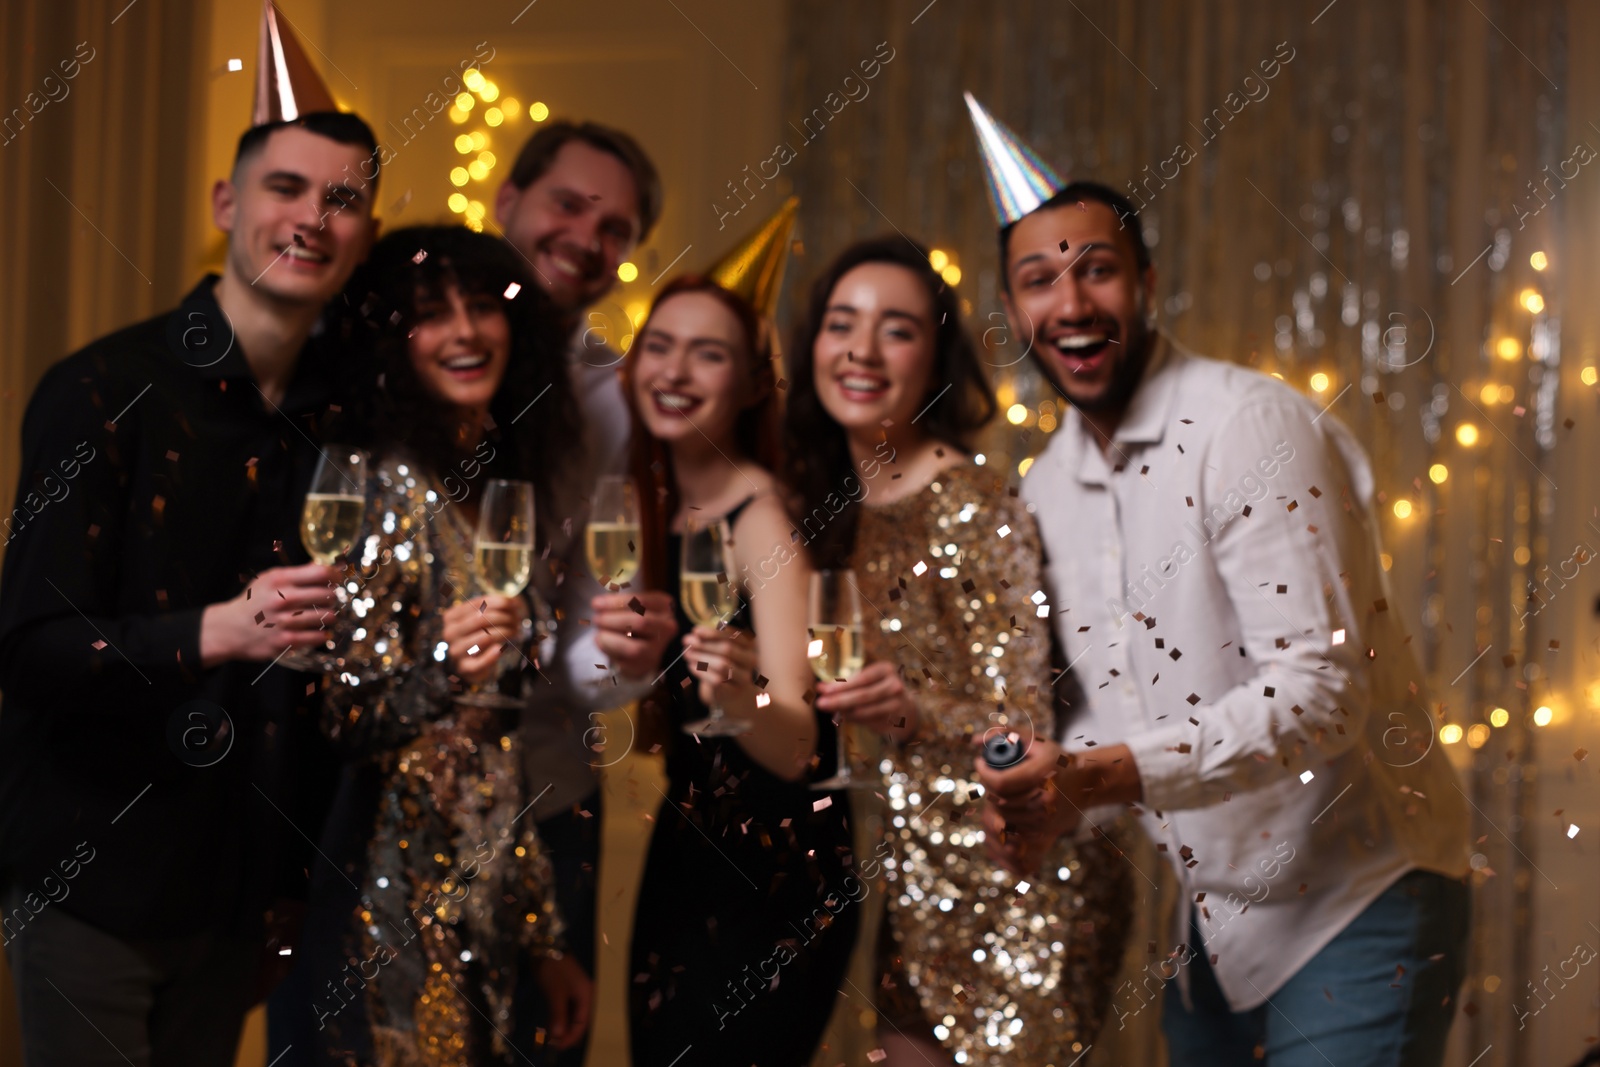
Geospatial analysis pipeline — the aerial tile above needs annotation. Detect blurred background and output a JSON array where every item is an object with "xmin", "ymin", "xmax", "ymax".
[{"xmin": 2, "ymin": 1, "xmax": 1598, "ymax": 1064}]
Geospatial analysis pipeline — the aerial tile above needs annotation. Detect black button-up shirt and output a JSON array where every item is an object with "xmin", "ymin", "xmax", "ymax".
[{"xmin": 0, "ymin": 275, "xmax": 348, "ymax": 939}]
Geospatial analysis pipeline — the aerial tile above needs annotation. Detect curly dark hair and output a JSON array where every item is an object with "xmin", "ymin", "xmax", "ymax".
[
  {"xmin": 332, "ymin": 224, "xmax": 578, "ymax": 534},
  {"xmin": 782, "ymin": 236, "xmax": 996, "ymax": 569}
]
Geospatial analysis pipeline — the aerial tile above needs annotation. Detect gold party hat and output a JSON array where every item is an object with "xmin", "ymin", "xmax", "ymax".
[
  {"xmin": 253, "ymin": 0, "xmax": 339, "ymax": 125},
  {"xmin": 706, "ymin": 196, "xmax": 799, "ymax": 320},
  {"xmin": 963, "ymin": 92, "xmax": 1065, "ymax": 227}
]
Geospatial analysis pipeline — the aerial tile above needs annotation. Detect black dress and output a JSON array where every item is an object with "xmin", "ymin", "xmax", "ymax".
[{"xmin": 628, "ymin": 499, "xmax": 860, "ymax": 1066}]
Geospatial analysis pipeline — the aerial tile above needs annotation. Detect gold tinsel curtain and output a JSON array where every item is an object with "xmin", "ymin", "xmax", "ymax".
[{"xmin": 783, "ymin": 3, "xmax": 1600, "ymax": 1066}]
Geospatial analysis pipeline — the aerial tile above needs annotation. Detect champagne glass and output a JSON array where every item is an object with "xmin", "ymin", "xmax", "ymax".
[
  {"xmin": 679, "ymin": 518, "xmax": 750, "ymax": 737},
  {"xmin": 809, "ymin": 569, "xmax": 865, "ymax": 790},
  {"xmin": 459, "ymin": 478, "xmax": 535, "ymax": 708},
  {"xmin": 586, "ymin": 475, "xmax": 642, "ymax": 588},
  {"xmin": 282, "ymin": 445, "xmax": 369, "ymax": 671}
]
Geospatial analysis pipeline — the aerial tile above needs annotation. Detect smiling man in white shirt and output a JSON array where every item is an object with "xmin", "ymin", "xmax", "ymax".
[{"xmin": 975, "ymin": 173, "xmax": 1472, "ymax": 1063}]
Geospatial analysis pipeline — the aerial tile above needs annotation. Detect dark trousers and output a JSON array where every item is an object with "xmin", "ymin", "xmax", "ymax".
[
  {"xmin": 3, "ymin": 892, "xmax": 256, "ymax": 1067},
  {"xmin": 515, "ymin": 787, "xmax": 603, "ymax": 1067}
]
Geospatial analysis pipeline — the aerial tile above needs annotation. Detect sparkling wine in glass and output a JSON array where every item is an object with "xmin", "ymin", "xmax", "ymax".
[
  {"xmin": 282, "ymin": 445, "xmax": 369, "ymax": 671},
  {"xmin": 586, "ymin": 475, "xmax": 642, "ymax": 588},
  {"xmin": 459, "ymin": 478, "xmax": 535, "ymax": 708},
  {"xmin": 809, "ymin": 569, "xmax": 864, "ymax": 790},
  {"xmin": 679, "ymin": 518, "xmax": 750, "ymax": 737}
]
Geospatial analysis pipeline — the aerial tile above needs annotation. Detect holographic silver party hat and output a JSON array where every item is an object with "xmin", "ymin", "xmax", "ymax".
[{"xmin": 963, "ymin": 92, "xmax": 1065, "ymax": 227}]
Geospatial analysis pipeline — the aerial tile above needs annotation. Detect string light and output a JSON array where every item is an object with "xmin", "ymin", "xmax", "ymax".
[
  {"xmin": 485, "ymin": 107, "xmax": 504, "ymax": 127},
  {"xmin": 1582, "ymin": 366, "xmax": 1598, "ymax": 386},
  {"xmin": 449, "ymin": 167, "xmax": 469, "ymax": 187},
  {"xmin": 617, "ymin": 262, "xmax": 639, "ymax": 283},
  {"xmin": 941, "ymin": 264, "xmax": 962, "ymax": 286},
  {"xmin": 1440, "ymin": 724, "xmax": 1464, "ymax": 744},
  {"xmin": 529, "ymin": 101, "xmax": 549, "ymax": 121},
  {"xmin": 1479, "ymin": 383, "xmax": 1500, "ymax": 404},
  {"xmin": 1529, "ymin": 251, "xmax": 1548, "ymax": 271},
  {"xmin": 1456, "ymin": 423, "xmax": 1480, "ymax": 447},
  {"xmin": 463, "ymin": 69, "xmax": 486, "ymax": 92},
  {"xmin": 1496, "ymin": 337, "xmax": 1521, "ymax": 361},
  {"xmin": 1519, "ymin": 288, "xmax": 1544, "ymax": 314},
  {"xmin": 1466, "ymin": 724, "xmax": 1491, "ymax": 749},
  {"xmin": 1006, "ymin": 403, "xmax": 1029, "ymax": 426},
  {"xmin": 1489, "ymin": 707, "xmax": 1509, "ymax": 727},
  {"xmin": 1309, "ymin": 372, "xmax": 1330, "ymax": 393},
  {"xmin": 1392, "ymin": 499, "xmax": 1413, "ymax": 519},
  {"xmin": 929, "ymin": 249, "xmax": 950, "ymax": 271},
  {"xmin": 1429, "ymin": 463, "xmax": 1448, "ymax": 484},
  {"xmin": 455, "ymin": 92, "xmax": 475, "ymax": 112},
  {"xmin": 1533, "ymin": 706, "xmax": 1553, "ymax": 726}
]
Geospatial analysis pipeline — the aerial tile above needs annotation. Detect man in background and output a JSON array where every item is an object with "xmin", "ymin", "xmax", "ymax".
[{"xmin": 494, "ymin": 119, "xmax": 678, "ymax": 1064}]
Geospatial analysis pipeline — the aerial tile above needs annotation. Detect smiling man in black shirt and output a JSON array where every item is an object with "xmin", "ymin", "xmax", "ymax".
[{"xmin": 0, "ymin": 28, "xmax": 381, "ymax": 1063}]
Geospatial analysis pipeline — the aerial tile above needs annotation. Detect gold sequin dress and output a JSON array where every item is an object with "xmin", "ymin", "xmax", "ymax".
[
  {"xmin": 316, "ymin": 454, "xmax": 564, "ymax": 1067},
  {"xmin": 852, "ymin": 463, "xmax": 1131, "ymax": 1066}
]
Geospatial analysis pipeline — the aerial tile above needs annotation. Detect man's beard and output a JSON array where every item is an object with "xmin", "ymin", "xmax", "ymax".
[{"xmin": 1030, "ymin": 305, "xmax": 1155, "ymax": 415}]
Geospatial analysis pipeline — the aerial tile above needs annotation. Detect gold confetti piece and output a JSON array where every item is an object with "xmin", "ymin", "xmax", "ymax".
[
  {"xmin": 1309, "ymin": 486, "xmax": 1322, "ymax": 497},
  {"xmin": 1287, "ymin": 500, "xmax": 1298, "ymax": 511},
  {"xmin": 812, "ymin": 796, "xmax": 832, "ymax": 812},
  {"xmin": 1576, "ymin": 748, "xmax": 1588, "ymax": 761},
  {"xmin": 91, "ymin": 639, "xmax": 106, "ymax": 650},
  {"xmin": 1186, "ymin": 693, "xmax": 1200, "ymax": 705}
]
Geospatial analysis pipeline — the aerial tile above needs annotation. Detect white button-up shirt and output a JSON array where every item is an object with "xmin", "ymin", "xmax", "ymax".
[{"xmin": 1023, "ymin": 333, "xmax": 1470, "ymax": 1009}]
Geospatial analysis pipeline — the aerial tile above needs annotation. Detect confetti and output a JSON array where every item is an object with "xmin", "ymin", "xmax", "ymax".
[
  {"xmin": 627, "ymin": 596, "xmax": 646, "ymax": 615},
  {"xmin": 91, "ymin": 639, "xmax": 106, "ymax": 650},
  {"xmin": 1332, "ymin": 629, "xmax": 1346, "ymax": 645},
  {"xmin": 755, "ymin": 692, "xmax": 771, "ymax": 708},
  {"xmin": 1015, "ymin": 880, "xmax": 1031, "ymax": 894},
  {"xmin": 997, "ymin": 524, "xmax": 1011, "ymax": 538},
  {"xmin": 813, "ymin": 796, "xmax": 833, "ymax": 812},
  {"xmin": 502, "ymin": 282, "xmax": 522, "ymax": 299},
  {"xmin": 912, "ymin": 560, "xmax": 927, "ymax": 576},
  {"xmin": 1567, "ymin": 824, "xmax": 1579, "ymax": 839},
  {"xmin": 1300, "ymin": 770, "xmax": 1315, "ymax": 784}
]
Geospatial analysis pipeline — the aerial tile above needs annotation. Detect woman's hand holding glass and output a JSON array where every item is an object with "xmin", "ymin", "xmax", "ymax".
[
  {"xmin": 441, "ymin": 594, "xmax": 531, "ymax": 684},
  {"xmin": 685, "ymin": 624, "xmax": 762, "ymax": 718},
  {"xmin": 813, "ymin": 661, "xmax": 919, "ymax": 744}
]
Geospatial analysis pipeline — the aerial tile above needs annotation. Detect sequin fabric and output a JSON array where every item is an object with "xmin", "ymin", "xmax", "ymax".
[
  {"xmin": 853, "ymin": 463, "xmax": 1131, "ymax": 1066},
  {"xmin": 321, "ymin": 454, "xmax": 563, "ymax": 1066}
]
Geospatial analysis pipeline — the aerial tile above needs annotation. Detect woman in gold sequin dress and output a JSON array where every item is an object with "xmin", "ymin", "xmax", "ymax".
[
  {"xmin": 282, "ymin": 227, "xmax": 590, "ymax": 1067},
  {"xmin": 782, "ymin": 238, "xmax": 1132, "ymax": 1066}
]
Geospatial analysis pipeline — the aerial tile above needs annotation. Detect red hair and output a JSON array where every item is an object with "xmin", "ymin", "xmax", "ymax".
[{"xmin": 621, "ymin": 275, "xmax": 781, "ymax": 591}]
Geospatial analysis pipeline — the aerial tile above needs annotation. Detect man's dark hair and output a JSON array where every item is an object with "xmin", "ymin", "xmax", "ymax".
[
  {"xmin": 506, "ymin": 120, "xmax": 662, "ymax": 243},
  {"xmin": 998, "ymin": 180, "xmax": 1151, "ymax": 289},
  {"xmin": 232, "ymin": 111, "xmax": 382, "ymax": 193}
]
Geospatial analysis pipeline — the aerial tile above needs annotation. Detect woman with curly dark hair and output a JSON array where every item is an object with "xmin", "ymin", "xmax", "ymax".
[
  {"xmin": 782, "ymin": 236, "xmax": 1132, "ymax": 1066},
  {"xmin": 274, "ymin": 225, "xmax": 591, "ymax": 1066}
]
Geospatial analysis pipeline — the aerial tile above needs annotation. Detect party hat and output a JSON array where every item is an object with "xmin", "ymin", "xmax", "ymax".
[
  {"xmin": 706, "ymin": 196, "xmax": 799, "ymax": 320},
  {"xmin": 253, "ymin": 0, "xmax": 339, "ymax": 125},
  {"xmin": 963, "ymin": 92, "xmax": 1065, "ymax": 227}
]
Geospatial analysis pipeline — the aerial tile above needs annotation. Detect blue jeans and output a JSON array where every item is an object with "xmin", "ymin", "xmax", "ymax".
[{"xmin": 1163, "ymin": 869, "xmax": 1470, "ymax": 1067}]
